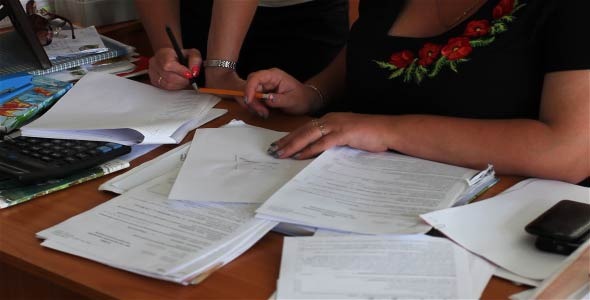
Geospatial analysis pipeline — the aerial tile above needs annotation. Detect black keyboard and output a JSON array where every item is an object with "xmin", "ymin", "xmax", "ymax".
[{"xmin": 0, "ymin": 136, "xmax": 131, "ymax": 183}]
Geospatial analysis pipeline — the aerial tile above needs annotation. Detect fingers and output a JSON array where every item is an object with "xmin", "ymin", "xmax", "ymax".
[
  {"xmin": 268, "ymin": 119, "xmax": 338, "ymax": 159},
  {"xmin": 185, "ymin": 48, "xmax": 202, "ymax": 78},
  {"xmin": 150, "ymin": 48, "xmax": 200, "ymax": 90},
  {"xmin": 244, "ymin": 68, "xmax": 288, "ymax": 105}
]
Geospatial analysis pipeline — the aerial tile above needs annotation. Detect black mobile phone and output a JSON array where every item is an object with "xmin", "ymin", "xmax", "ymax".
[{"xmin": 525, "ymin": 200, "xmax": 590, "ymax": 255}]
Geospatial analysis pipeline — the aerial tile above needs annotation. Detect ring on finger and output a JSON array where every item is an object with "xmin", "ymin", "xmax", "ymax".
[
  {"xmin": 311, "ymin": 119, "xmax": 327, "ymax": 137},
  {"xmin": 157, "ymin": 75, "xmax": 163, "ymax": 86}
]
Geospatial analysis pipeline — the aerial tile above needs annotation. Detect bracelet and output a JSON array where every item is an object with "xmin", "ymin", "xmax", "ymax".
[
  {"xmin": 305, "ymin": 84, "xmax": 326, "ymax": 108},
  {"xmin": 203, "ymin": 59, "xmax": 237, "ymax": 70}
]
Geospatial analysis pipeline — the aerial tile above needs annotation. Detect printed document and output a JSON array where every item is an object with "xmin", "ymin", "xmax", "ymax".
[
  {"xmin": 256, "ymin": 147, "xmax": 481, "ymax": 234},
  {"xmin": 277, "ymin": 235, "xmax": 495, "ymax": 299},
  {"xmin": 420, "ymin": 178, "xmax": 590, "ymax": 280},
  {"xmin": 169, "ymin": 127, "xmax": 311, "ymax": 203},
  {"xmin": 44, "ymin": 26, "xmax": 108, "ymax": 59},
  {"xmin": 21, "ymin": 72, "xmax": 221, "ymax": 145},
  {"xmin": 37, "ymin": 169, "xmax": 277, "ymax": 284}
]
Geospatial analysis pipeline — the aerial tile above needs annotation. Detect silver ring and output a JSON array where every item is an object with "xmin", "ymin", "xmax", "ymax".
[
  {"xmin": 157, "ymin": 76, "xmax": 163, "ymax": 86},
  {"xmin": 311, "ymin": 119, "xmax": 327, "ymax": 137}
]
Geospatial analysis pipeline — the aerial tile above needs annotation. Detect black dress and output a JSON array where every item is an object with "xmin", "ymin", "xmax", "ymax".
[
  {"xmin": 345, "ymin": 0, "xmax": 590, "ymax": 119},
  {"xmin": 180, "ymin": 0, "xmax": 349, "ymax": 84}
]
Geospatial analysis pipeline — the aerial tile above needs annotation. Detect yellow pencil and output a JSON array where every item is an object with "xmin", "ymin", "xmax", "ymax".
[{"xmin": 198, "ymin": 88, "xmax": 271, "ymax": 100}]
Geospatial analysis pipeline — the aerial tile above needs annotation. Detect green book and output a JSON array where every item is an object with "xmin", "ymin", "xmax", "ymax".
[
  {"xmin": 0, "ymin": 159, "xmax": 129, "ymax": 209},
  {"xmin": 0, "ymin": 75, "xmax": 72, "ymax": 134}
]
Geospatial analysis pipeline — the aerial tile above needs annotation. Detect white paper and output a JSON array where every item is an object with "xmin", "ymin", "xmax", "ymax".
[
  {"xmin": 44, "ymin": 26, "xmax": 108, "ymax": 59},
  {"xmin": 21, "ymin": 72, "xmax": 220, "ymax": 145},
  {"xmin": 420, "ymin": 178, "xmax": 590, "ymax": 280},
  {"xmin": 256, "ymin": 147, "xmax": 478, "ymax": 234},
  {"xmin": 38, "ymin": 170, "xmax": 276, "ymax": 281},
  {"xmin": 277, "ymin": 235, "xmax": 493, "ymax": 299},
  {"xmin": 169, "ymin": 127, "xmax": 311, "ymax": 203}
]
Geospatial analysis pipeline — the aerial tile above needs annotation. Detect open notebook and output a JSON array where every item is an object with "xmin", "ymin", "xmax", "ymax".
[{"xmin": 20, "ymin": 72, "xmax": 223, "ymax": 145}]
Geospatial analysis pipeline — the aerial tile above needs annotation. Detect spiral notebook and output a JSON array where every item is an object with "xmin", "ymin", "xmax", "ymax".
[{"xmin": 0, "ymin": 33, "xmax": 131, "ymax": 76}]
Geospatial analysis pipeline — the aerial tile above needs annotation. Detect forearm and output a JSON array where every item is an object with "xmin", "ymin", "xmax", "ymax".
[
  {"xmin": 305, "ymin": 47, "xmax": 348, "ymax": 112},
  {"xmin": 207, "ymin": 0, "xmax": 257, "ymax": 61},
  {"xmin": 381, "ymin": 115, "xmax": 589, "ymax": 183},
  {"xmin": 134, "ymin": 0, "xmax": 181, "ymax": 51}
]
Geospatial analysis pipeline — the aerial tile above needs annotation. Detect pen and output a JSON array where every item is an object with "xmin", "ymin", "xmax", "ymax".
[
  {"xmin": 165, "ymin": 25, "xmax": 199, "ymax": 92},
  {"xmin": 198, "ymin": 87, "xmax": 271, "ymax": 100}
]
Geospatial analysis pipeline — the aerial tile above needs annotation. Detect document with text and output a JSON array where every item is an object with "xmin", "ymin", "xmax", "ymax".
[
  {"xmin": 256, "ymin": 147, "xmax": 492, "ymax": 234},
  {"xmin": 169, "ymin": 127, "xmax": 312, "ymax": 203},
  {"xmin": 37, "ymin": 169, "xmax": 277, "ymax": 284},
  {"xmin": 21, "ymin": 72, "xmax": 222, "ymax": 145},
  {"xmin": 420, "ymin": 178, "xmax": 590, "ymax": 280},
  {"xmin": 277, "ymin": 235, "xmax": 495, "ymax": 299}
]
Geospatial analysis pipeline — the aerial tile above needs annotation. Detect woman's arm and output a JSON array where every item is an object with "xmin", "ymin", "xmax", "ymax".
[
  {"xmin": 204, "ymin": 1, "xmax": 258, "ymax": 91},
  {"xmin": 270, "ymin": 70, "xmax": 589, "ymax": 183},
  {"xmin": 134, "ymin": 0, "xmax": 181, "ymax": 51},
  {"xmin": 244, "ymin": 47, "xmax": 348, "ymax": 117}
]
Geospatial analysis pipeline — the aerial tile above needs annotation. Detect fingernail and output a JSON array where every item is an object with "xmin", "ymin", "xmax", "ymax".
[
  {"xmin": 183, "ymin": 71, "xmax": 192, "ymax": 79},
  {"xmin": 267, "ymin": 144, "xmax": 278, "ymax": 153},
  {"xmin": 243, "ymin": 96, "xmax": 249, "ymax": 104},
  {"xmin": 192, "ymin": 65, "xmax": 200, "ymax": 77},
  {"xmin": 272, "ymin": 150, "xmax": 284, "ymax": 158},
  {"xmin": 267, "ymin": 94, "xmax": 275, "ymax": 103},
  {"xmin": 258, "ymin": 111, "xmax": 267, "ymax": 119},
  {"xmin": 293, "ymin": 153, "xmax": 301, "ymax": 159}
]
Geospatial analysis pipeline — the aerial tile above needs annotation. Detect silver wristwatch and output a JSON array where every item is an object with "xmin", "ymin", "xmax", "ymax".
[{"xmin": 203, "ymin": 59, "xmax": 237, "ymax": 70}]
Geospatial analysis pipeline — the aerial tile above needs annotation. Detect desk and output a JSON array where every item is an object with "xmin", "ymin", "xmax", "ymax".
[{"xmin": 0, "ymin": 22, "xmax": 530, "ymax": 300}]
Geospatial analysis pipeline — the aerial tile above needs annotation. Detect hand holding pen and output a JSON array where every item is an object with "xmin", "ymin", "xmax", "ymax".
[{"xmin": 147, "ymin": 26, "xmax": 201, "ymax": 91}]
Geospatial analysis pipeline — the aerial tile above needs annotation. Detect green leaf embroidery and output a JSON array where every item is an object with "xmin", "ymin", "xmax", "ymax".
[
  {"xmin": 428, "ymin": 57, "xmax": 447, "ymax": 77},
  {"xmin": 374, "ymin": 60, "xmax": 397, "ymax": 71},
  {"xmin": 388, "ymin": 68, "xmax": 405, "ymax": 79},
  {"xmin": 470, "ymin": 36, "xmax": 496, "ymax": 47},
  {"xmin": 403, "ymin": 60, "xmax": 417, "ymax": 82},
  {"xmin": 491, "ymin": 22, "xmax": 508, "ymax": 35},
  {"xmin": 414, "ymin": 66, "xmax": 428, "ymax": 84},
  {"xmin": 449, "ymin": 61, "xmax": 459, "ymax": 73}
]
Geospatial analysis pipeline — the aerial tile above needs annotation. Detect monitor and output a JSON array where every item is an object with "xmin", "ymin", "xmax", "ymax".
[{"xmin": 0, "ymin": 0, "xmax": 51, "ymax": 75}]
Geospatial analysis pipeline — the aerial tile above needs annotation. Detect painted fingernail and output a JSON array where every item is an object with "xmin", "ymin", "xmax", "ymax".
[
  {"xmin": 183, "ymin": 71, "xmax": 192, "ymax": 79},
  {"xmin": 267, "ymin": 144, "xmax": 278, "ymax": 153},
  {"xmin": 258, "ymin": 111, "xmax": 267, "ymax": 119},
  {"xmin": 243, "ymin": 96, "xmax": 249, "ymax": 104},
  {"xmin": 293, "ymin": 153, "xmax": 301, "ymax": 159},
  {"xmin": 192, "ymin": 65, "xmax": 200, "ymax": 77},
  {"xmin": 272, "ymin": 150, "xmax": 284, "ymax": 158}
]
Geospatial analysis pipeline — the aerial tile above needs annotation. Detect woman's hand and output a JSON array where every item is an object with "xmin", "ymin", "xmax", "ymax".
[
  {"xmin": 149, "ymin": 47, "xmax": 202, "ymax": 90},
  {"xmin": 267, "ymin": 112, "xmax": 392, "ymax": 159},
  {"xmin": 243, "ymin": 68, "xmax": 322, "ymax": 118}
]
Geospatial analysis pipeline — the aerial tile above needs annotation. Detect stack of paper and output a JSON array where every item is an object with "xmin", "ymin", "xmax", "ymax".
[
  {"xmin": 20, "ymin": 72, "xmax": 224, "ymax": 145},
  {"xmin": 420, "ymin": 178, "xmax": 590, "ymax": 282},
  {"xmin": 38, "ymin": 168, "xmax": 277, "ymax": 284},
  {"xmin": 255, "ymin": 147, "xmax": 497, "ymax": 235},
  {"xmin": 276, "ymin": 235, "xmax": 495, "ymax": 299},
  {"xmin": 44, "ymin": 26, "xmax": 108, "ymax": 60}
]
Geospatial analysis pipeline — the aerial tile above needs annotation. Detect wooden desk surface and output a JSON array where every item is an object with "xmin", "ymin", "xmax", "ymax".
[
  {"xmin": 0, "ymin": 98, "xmax": 529, "ymax": 299},
  {"xmin": 0, "ymin": 21, "xmax": 530, "ymax": 300}
]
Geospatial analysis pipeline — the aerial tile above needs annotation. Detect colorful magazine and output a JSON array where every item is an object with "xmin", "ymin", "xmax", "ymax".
[
  {"xmin": 0, "ymin": 159, "xmax": 130, "ymax": 209},
  {"xmin": 0, "ymin": 75, "xmax": 72, "ymax": 134}
]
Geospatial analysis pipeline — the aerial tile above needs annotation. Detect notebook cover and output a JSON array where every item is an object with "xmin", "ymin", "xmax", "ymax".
[{"xmin": 0, "ymin": 75, "xmax": 73, "ymax": 134}]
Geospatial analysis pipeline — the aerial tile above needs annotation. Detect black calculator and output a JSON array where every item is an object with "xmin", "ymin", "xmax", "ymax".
[{"xmin": 0, "ymin": 136, "xmax": 131, "ymax": 183}]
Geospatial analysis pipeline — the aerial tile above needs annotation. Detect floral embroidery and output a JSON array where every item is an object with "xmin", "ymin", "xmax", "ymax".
[{"xmin": 374, "ymin": 0, "xmax": 526, "ymax": 84}]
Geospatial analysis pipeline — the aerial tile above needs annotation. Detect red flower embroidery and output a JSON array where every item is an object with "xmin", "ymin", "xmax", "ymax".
[
  {"xmin": 389, "ymin": 50, "xmax": 415, "ymax": 68},
  {"xmin": 418, "ymin": 43, "xmax": 442, "ymax": 66},
  {"xmin": 464, "ymin": 20, "xmax": 490, "ymax": 38},
  {"xmin": 441, "ymin": 37, "xmax": 473, "ymax": 61},
  {"xmin": 493, "ymin": 0, "xmax": 514, "ymax": 19}
]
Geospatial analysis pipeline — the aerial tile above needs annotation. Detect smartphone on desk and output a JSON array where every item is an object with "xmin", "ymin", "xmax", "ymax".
[{"xmin": 525, "ymin": 200, "xmax": 590, "ymax": 255}]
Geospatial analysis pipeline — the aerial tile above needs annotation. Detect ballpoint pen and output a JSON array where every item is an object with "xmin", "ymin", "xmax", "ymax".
[{"xmin": 165, "ymin": 25, "xmax": 199, "ymax": 92}]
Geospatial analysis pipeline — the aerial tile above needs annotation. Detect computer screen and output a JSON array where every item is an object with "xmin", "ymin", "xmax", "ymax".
[{"xmin": 0, "ymin": 0, "xmax": 52, "ymax": 75}]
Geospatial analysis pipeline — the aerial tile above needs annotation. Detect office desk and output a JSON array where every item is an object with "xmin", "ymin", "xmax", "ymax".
[
  {"xmin": 0, "ymin": 98, "xmax": 529, "ymax": 299},
  {"xmin": 0, "ymin": 22, "xmax": 530, "ymax": 300}
]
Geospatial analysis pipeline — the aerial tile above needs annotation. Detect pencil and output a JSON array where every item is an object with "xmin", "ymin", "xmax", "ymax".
[{"xmin": 198, "ymin": 88, "xmax": 271, "ymax": 100}]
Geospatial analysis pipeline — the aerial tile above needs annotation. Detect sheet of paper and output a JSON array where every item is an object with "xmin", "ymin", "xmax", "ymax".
[
  {"xmin": 44, "ymin": 26, "xmax": 108, "ymax": 59},
  {"xmin": 21, "ymin": 72, "xmax": 220, "ymax": 144},
  {"xmin": 38, "ymin": 169, "xmax": 276, "ymax": 278},
  {"xmin": 420, "ymin": 178, "xmax": 590, "ymax": 280},
  {"xmin": 169, "ymin": 127, "xmax": 311, "ymax": 203},
  {"xmin": 277, "ymin": 235, "xmax": 493, "ymax": 299},
  {"xmin": 256, "ymin": 147, "xmax": 477, "ymax": 234}
]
